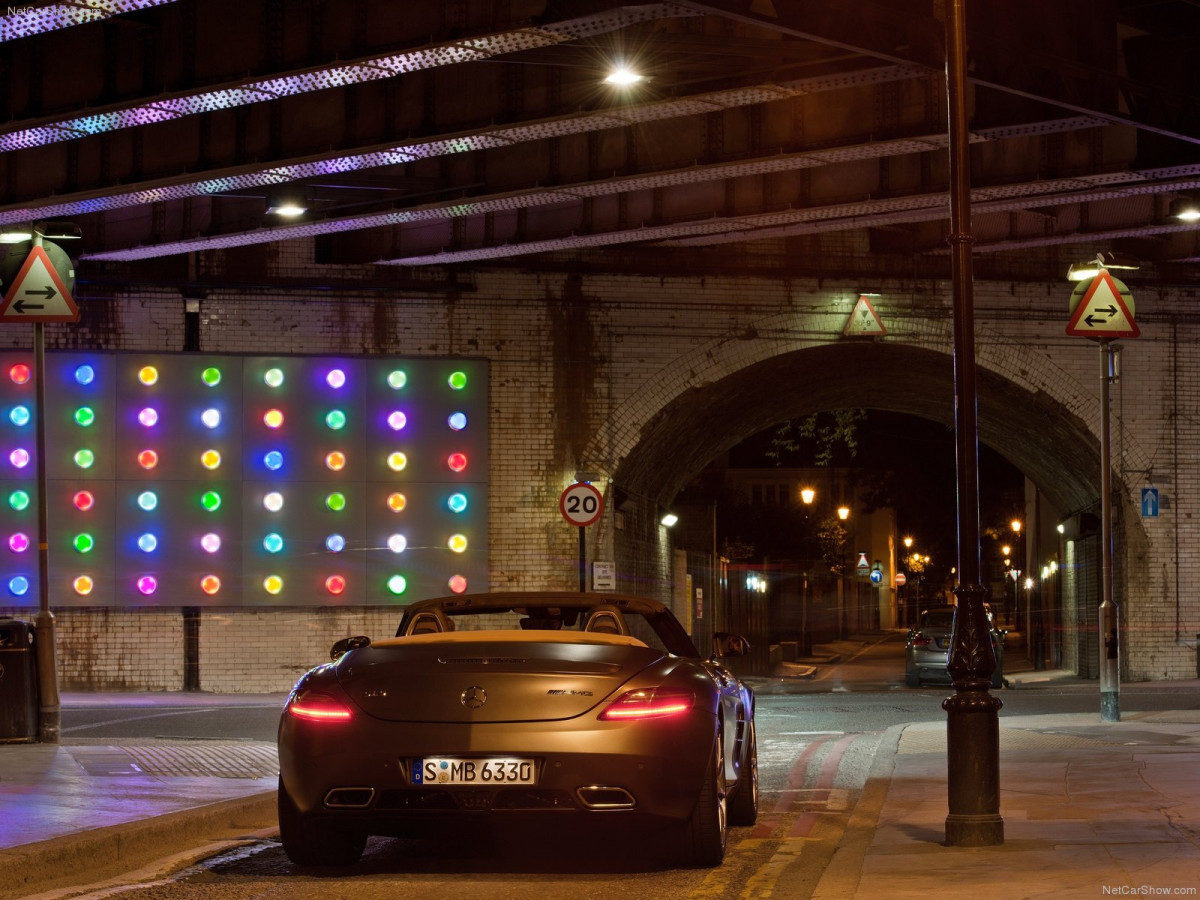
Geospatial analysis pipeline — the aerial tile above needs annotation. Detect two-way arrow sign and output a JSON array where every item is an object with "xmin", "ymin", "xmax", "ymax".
[
  {"xmin": 1066, "ymin": 269, "xmax": 1138, "ymax": 339},
  {"xmin": 0, "ymin": 245, "xmax": 79, "ymax": 323}
]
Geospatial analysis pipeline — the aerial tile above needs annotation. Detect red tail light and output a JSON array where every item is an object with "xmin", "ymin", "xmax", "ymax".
[
  {"xmin": 911, "ymin": 633, "xmax": 932, "ymax": 647},
  {"xmin": 600, "ymin": 688, "xmax": 694, "ymax": 720},
  {"xmin": 286, "ymin": 690, "xmax": 354, "ymax": 723}
]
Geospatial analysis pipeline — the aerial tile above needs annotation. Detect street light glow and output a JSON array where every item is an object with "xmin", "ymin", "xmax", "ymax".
[{"xmin": 800, "ymin": 487, "xmax": 815, "ymax": 504}]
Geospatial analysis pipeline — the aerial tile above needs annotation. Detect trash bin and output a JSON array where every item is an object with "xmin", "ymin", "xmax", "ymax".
[{"xmin": 0, "ymin": 618, "xmax": 37, "ymax": 743}]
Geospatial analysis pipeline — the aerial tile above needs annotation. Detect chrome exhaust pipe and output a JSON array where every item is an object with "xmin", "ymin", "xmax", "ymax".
[
  {"xmin": 576, "ymin": 786, "xmax": 636, "ymax": 810},
  {"xmin": 323, "ymin": 787, "xmax": 375, "ymax": 808}
]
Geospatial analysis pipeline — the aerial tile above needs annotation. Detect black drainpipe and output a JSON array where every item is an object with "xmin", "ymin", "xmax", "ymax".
[{"xmin": 182, "ymin": 296, "xmax": 201, "ymax": 691}]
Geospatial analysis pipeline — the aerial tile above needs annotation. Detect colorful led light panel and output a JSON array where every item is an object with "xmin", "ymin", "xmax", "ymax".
[{"xmin": 0, "ymin": 353, "xmax": 486, "ymax": 606}]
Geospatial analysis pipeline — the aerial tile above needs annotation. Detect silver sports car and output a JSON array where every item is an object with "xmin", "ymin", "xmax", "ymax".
[{"xmin": 277, "ymin": 591, "xmax": 758, "ymax": 868}]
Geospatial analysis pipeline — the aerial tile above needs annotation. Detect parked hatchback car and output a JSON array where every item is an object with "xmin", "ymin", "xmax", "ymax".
[{"xmin": 905, "ymin": 603, "xmax": 1004, "ymax": 688}]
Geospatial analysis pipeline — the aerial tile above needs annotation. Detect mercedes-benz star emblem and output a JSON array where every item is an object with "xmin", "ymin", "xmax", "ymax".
[{"xmin": 460, "ymin": 686, "xmax": 487, "ymax": 709}]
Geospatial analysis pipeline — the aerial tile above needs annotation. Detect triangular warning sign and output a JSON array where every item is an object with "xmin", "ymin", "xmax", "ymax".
[
  {"xmin": 844, "ymin": 295, "xmax": 886, "ymax": 336},
  {"xmin": 0, "ymin": 245, "xmax": 79, "ymax": 323},
  {"xmin": 1066, "ymin": 269, "xmax": 1138, "ymax": 339}
]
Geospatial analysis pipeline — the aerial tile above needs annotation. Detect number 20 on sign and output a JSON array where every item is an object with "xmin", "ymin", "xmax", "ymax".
[{"xmin": 559, "ymin": 482, "xmax": 604, "ymax": 527}]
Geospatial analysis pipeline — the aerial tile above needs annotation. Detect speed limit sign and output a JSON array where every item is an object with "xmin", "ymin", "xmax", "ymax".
[{"xmin": 559, "ymin": 482, "xmax": 604, "ymax": 527}]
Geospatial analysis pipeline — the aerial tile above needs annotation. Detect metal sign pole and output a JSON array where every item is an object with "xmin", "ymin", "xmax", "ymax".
[
  {"xmin": 578, "ymin": 526, "xmax": 586, "ymax": 592},
  {"xmin": 1099, "ymin": 340, "xmax": 1120, "ymax": 721},
  {"xmin": 33, "ymin": 316, "xmax": 60, "ymax": 743}
]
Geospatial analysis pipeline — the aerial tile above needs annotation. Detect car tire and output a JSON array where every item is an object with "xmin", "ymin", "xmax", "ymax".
[
  {"xmin": 727, "ymin": 719, "xmax": 758, "ymax": 826},
  {"xmin": 679, "ymin": 729, "xmax": 728, "ymax": 867},
  {"xmin": 278, "ymin": 777, "xmax": 366, "ymax": 868}
]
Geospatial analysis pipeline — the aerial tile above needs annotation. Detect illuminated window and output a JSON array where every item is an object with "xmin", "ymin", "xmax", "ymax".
[
  {"xmin": 9, "ymin": 364, "xmax": 30, "ymax": 384},
  {"xmin": 201, "ymin": 367, "xmax": 221, "ymax": 386},
  {"xmin": 327, "ymin": 369, "xmax": 346, "ymax": 389},
  {"xmin": 263, "ymin": 574, "xmax": 284, "ymax": 595},
  {"xmin": 8, "ymin": 533, "xmax": 29, "ymax": 553},
  {"xmin": 8, "ymin": 490, "xmax": 29, "ymax": 511},
  {"xmin": 9, "ymin": 405, "xmax": 30, "ymax": 427},
  {"xmin": 325, "ymin": 533, "xmax": 345, "ymax": 553},
  {"xmin": 73, "ymin": 533, "xmax": 94, "ymax": 553},
  {"xmin": 74, "ymin": 406, "xmax": 95, "ymax": 427},
  {"xmin": 447, "ymin": 412, "xmax": 467, "ymax": 431},
  {"xmin": 137, "ymin": 576, "xmax": 157, "ymax": 595},
  {"xmin": 263, "ymin": 450, "xmax": 283, "ymax": 471},
  {"xmin": 138, "ymin": 407, "xmax": 158, "ymax": 427},
  {"xmin": 74, "ymin": 364, "xmax": 95, "ymax": 386},
  {"xmin": 325, "ymin": 409, "xmax": 346, "ymax": 430},
  {"xmin": 447, "ymin": 452, "xmax": 467, "ymax": 473},
  {"xmin": 387, "ymin": 370, "xmax": 407, "ymax": 390},
  {"xmin": 448, "ymin": 534, "xmax": 468, "ymax": 553},
  {"xmin": 448, "ymin": 575, "xmax": 467, "ymax": 594},
  {"xmin": 326, "ymin": 492, "xmax": 346, "ymax": 512},
  {"xmin": 201, "ymin": 449, "xmax": 221, "ymax": 470},
  {"xmin": 72, "ymin": 491, "xmax": 94, "ymax": 511},
  {"xmin": 201, "ymin": 574, "xmax": 221, "ymax": 595},
  {"xmin": 138, "ymin": 449, "xmax": 158, "ymax": 469},
  {"xmin": 263, "ymin": 533, "xmax": 284, "ymax": 554},
  {"xmin": 200, "ymin": 533, "xmax": 221, "ymax": 553},
  {"xmin": 387, "ymin": 574, "xmax": 407, "ymax": 595},
  {"xmin": 9, "ymin": 448, "xmax": 30, "ymax": 468},
  {"xmin": 263, "ymin": 409, "xmax": 284, "ymax": 429},
  {"xmin": 263, "ymin": 492, "xmax": 283, "ymax": 512},
  {"xmin": 386, "ymin": 492, "xmax": 407, "ymax": 512},
  {"xmin": 448, "ymin": 371, "xmax": 467, "ymax": 390},
  {"xmin": 8, "ymin": 576, "xmax": 30, "ymax": 596},
  {"xmin": 201, "ymin": 408, "xmax": 221, "ymax": 429},
  {"xmin": 387, "ymin": 452, "xmax": 407, "ymax": 472},
  {"xmin": 73, "ymin": 449, "xmax": 94, "ymax": 469},
  {"xmin": 73, "ymin": 575, "xmax": 94, "ymax": 595},
  {"xmin": 447, "ymin": 493, "xmax": 468, "ymax": 513},
  {"xmin": 137, "ymin": 533, "xmax": 157, "ymax": 553},
  {"xmin": 138, "ymin": 366, "xmax": 158, "ymax": 386},
  {"xmin": 264, "ymin": 368, "xmax": 284, "ymax": 388},
  {"xmin": 325, "ymin": 451, "xmax": 346, "ymax": 471},
  {"xmin": 387, "ymin": 534, "xmax": 407, "ymax": 553},
  {"xmin": 137, "ymin": 491, "xmax": 157, "ymax": 511},
  {"xmin": 200, "ymin": 491, "xmax": 221, "ymax": 512},
  {"xmin": 387, "ymin": 411, "xmax": 407, "ymax": 431},
  {"xmin": 325, "ymin": 575, "xmax": 346, "ymax": 595}
]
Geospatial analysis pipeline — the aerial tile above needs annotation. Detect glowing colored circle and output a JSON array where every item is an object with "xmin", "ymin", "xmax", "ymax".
[
  {"xmin": 387, "ymin": 452, "xmax": 407, "ymax": 472},
  {"xmin": 447, "ymin": 412, "xmax": 467, "ymax": 431},
  {"xmin": 448, "ymin": 534, "xmax": 468, "ymax": 553},
  {"xmin": 263, "ymin": 575, "xmax": 284, "ymax": 595},
  {"xmin": 325, "ymin": 409, "xmax": 346, "ymax": 430},
  {"xmin": 74, "ymin": 364, "xmax": 95, "ymax": 385},
  {"xmin": 74, "ymin": 406, "xmax": 95, "ymax": 427},
  {"xmin": 387, "ymin": 370, "xmax": 406, "ymax": 390},
  {"xmin": 325, "ymin": 575, "xmax": 346, "ymax": 595},
  {"xmin": 263, "ymin": 450, "xmax": 283, "ymax": 471},
  {"xmin": 201, "ymin": 575, "xmax": 221, "ymax": 595},
  {"xmin": 9, "ymin": 533, "xmax": 29, "ymax": 553},
  {"xmin": 264, "ymin": 368, "xmax": 284, "ymax": 388},
  {"xmin": 448, "ymin": 575, "xmax": 468, "ymax": 594},
  {"xmin": 73, "ymin": 575, "xmax": 94, "ymax": 595},
  {"xmin": 387, "ymin": 574, "xmax": 407, "ymax": 595},
  {"xmin": 200, "ymin": 533, "xmax": 221, "ymax": 553},
  {"xmin": 137, "ymin": 491, "xmax": 157, "ymax": 511},
  {"xmin": 263, "ymin": 533, "xmax": 284, "ymax": 554},
  {"xmin": 325, "ymin": 451, "xmax": 346, "ymax": 471},
  {"xmin": 9, "ymin": 405, "xmax": 30, "ymax": 427},
  {"xmin": 137, "ymin": 533, "xmax": 157, "ymax": 553},
  {"xmin": 73, "ymin": 449, "xmax": 93, "ymax": 469},
  {"xmin": 9, "ymin": 364, "xmax": 30, "ymax": 384},
  {"xmin": 73, "ymin": 533, "xmax": 94, "ymax": 553},
  {"xmin": 137, "ymin": 576, "xmax": 157, "ymax": 595},
  {"xmin": 447, "ymin": 452, "xmax": 467, "ymax": 473},
  {"xmin": 73, "ymin": 491, "xmax": 94, "ymax": 511},
  {"xmin": 10, "ymin": 448, "xmax": 30, "ymax": 468},
  {"xmin": 327, "ymin": 369, "xmax": 346, "ymax": 389},
  {"xmin": 325, "ymin": 534, "xmax": 346, "ymax": 553},
  {"xmin": 201, "ymin": 408, "xmax": 221, "ymax": 428},
  {"xmin": 201, "ymin": 367, "xmax": 221, "ymax": 386},
  {"xmin": 8, "ymin": 491, "xmax": 29, "ymax": 511},
  {"xmin": 326, "ymin": 492, "xmax": 346, "ymax": 512},
  {"xmin": 447, "ymin": 493, "xmax": 468, "ymax": 513},
  {"xmin": 263, "ymin": 492, "xmax": 283, "ymax": 512},
  {"xmin": 386, "ymin": 492, "xmax": 407, "ymax": 512},
  {"xmin": 201, "ymin": 449, "xmax": 221, "ymax": 470},
  {"xmin": 9, "ymin": 576, "xmax": 29, "ymax": 596},
  {"xmin": 387, "ymin": 534, "xmax": 407, "ymax": 553},
  {"xmin": 200, "ymin": 491, "xmax": 221, "ymax": 512},
  {"xmin": 138, "ymin": 366, "xmax": 158, "ymax": 386},
  {"xmin": 448, "ymin": 371, "xmax": 467, "ymax": 390},
  {"xmin": 138, "ymin": 407, "xmax": 158, "ymax": 427},
  {"xmin": 387, "ymin": 411, "xmax": 407, "ymax": 431},
  {"xmin": 138, "ymin": 449, "xmax": 158, "ymax": 469},
  {"xmin": 263, "ymin": 409, "xmax": 284, "ymax": 429}
]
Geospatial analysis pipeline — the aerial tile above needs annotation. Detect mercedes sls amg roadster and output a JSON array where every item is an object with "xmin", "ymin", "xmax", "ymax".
[{"xmin": 277, "ymin": 591, "xmax": 757, "ymax": 868}]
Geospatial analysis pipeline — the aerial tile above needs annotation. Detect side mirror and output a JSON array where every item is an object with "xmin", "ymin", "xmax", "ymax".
[
  {"xmin": 712, "ymin": 631, "xmax": 750, "ymax": 658},
  {"xmin": 331, "ymin": 635, "xmax": 371, "ymax": 661}
]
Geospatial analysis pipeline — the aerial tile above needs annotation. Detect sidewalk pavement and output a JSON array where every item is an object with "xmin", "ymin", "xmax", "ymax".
[{"xmin": 2, "ymin": 662, "xmax": 1200, "ymax": 898}]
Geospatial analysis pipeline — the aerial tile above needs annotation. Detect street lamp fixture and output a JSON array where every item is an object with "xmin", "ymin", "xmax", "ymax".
[
  {"xmin": 837, "ymin": 505, "xmax": 850, "ymax": 520},
  {"xmin": 1010, "ymin": 519, "xmax": 1022, "ymax": 534},
  {"xmin": 1170, "ymin": 197, "xmax": 1200, "ymax": 223},
  {"xmin": 1066, "ymin": 251, "xmax": 1140, "ymax": 282},
  {"xmin": 800, "ymin": 487, "xmax": 815, "ymax": 505},
  {"xmin": 660, "ymin": 513, "xmax": 678, "ymax": 527},
  {"xmin": 903, "ymin": 535, "xmax": 913, "ymax": 549}
]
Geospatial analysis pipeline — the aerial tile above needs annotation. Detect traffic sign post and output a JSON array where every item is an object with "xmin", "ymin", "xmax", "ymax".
[
  {"xmin": 560, "ymin": 483, "xmax": 604, "ymax": 591},
  {"xmin": 0, "ymin": 243, "xmax": 79, "ymax": 323}
]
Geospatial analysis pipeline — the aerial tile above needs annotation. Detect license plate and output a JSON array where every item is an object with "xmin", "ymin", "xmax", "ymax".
[{"xmin": 413, "ymin": 757, "xmax": 536, "ymax": 786}]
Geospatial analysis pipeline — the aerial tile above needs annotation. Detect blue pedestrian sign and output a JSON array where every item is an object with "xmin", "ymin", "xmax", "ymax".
[{"xmin": 1141, "ymin": 487, "xmax": 1159, "ymax": 518}]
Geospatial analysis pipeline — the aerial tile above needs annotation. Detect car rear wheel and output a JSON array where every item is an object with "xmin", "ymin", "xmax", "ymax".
[
  {"xmin": 727, "ymin": 719, "xmax": 758, "ymax": 826},
  {"xmin": 278, "ymin": 777, "xmax": 366, "ymax": 867},
  {"xmin": 679, "ymin": 729, "xmax": 728, "ymax": 867}
]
